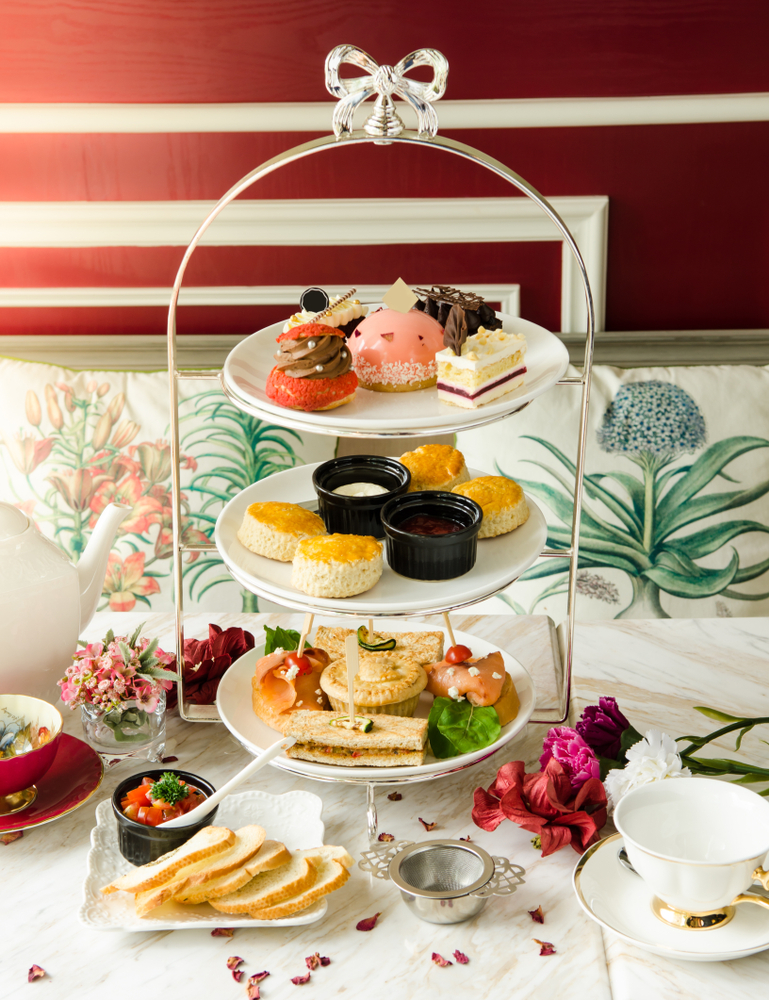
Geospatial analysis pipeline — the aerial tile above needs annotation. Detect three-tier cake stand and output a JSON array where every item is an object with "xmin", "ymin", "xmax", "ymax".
[{"xmin": 164, "ymin": 46, "xmax": 595, "ymax": 837}]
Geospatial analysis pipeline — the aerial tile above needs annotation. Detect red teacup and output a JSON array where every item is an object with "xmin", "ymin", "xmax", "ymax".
[{"xmin": 0, "ymin": 695, "xmax": 63, "ymax": 797}]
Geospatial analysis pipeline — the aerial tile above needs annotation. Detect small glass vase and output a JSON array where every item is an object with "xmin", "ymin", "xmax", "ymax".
[{"xmin": 80, "ymin": 690, "xmax": 166, "ymax": 761}]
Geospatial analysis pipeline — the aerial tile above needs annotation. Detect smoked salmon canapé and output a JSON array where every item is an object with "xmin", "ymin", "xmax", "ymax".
[
  {"xmin": 252, "ymin": 647, "xmax": 331, "ymax": 732},
  {"xmin": 425, "ymin": 649, "xmax": 520, "ymax": 726}
]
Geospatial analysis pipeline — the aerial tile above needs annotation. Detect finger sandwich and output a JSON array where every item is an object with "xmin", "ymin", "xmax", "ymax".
[{"xmin": 282, "ymin": 710, "xmax": 428, "ymax": 767}]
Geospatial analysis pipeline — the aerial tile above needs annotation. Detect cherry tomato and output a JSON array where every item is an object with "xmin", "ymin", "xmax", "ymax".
[
  {"xmin": 123, "ymin": 802, "xmax": 141, "ymax": 822},
  {"xmin": 125, "ymin": 785, "xmax": 151, "ymax": 807},
  {"xmin": 284, "ymin": 651, "xmax": 312, "ymax": 676},
  {"xmin": 445, "ymin": 644, "xmax": 472, "ymax": 664}
]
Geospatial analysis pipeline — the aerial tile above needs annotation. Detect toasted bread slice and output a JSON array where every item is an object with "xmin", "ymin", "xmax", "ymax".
[
  {"xmin": 315, "ymin": 626, "xmax": 443, "ymax": 666},
  {"xmin": 101, "ymin": 826, "xmax": 237, "ymax": 895},
  {"xmin": 131, "ymin": 825, "xmax": 266, "ymax": 915},
  {"xmin": 295, "ymin": 844, "xmax": 355, "ymax": 870},
  {"xmin": 174, "ymin": 839, "xmax": 290, "ymax": 905},
  {"xmin": 210, "ymin": 852, "xmax": 322, "ymax": 914},
  {"xmin": 248, "ymin": 857, "xmax": 349, "ymax": 920}
]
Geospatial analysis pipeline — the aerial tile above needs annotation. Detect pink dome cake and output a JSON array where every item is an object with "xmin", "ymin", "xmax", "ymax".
[{"xmin": 348, "ymin": 307, "xmax": 445, "ymax": 392}]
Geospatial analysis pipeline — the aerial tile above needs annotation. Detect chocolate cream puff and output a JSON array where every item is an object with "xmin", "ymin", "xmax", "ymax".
[{"xmin": 266, "ymin": 322, "xmax": 358, "ymax": 412}]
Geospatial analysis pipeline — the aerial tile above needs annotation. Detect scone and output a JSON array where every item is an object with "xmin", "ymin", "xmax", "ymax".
[
  {"xmin": 399, "ymin": 443, "xmax": 470, "ymax": 493},
  {"xmin": 237, "ymin": 501, "xmax": 327, "ymax": 561},
  {"xmin": 291, "ymin": 534, "xmax": 383, "ymax": 598},
  {"xmin": 319, "ymin": 649, "xmax": 427, "ymax": 717},
  {"xmin": 451, "ymin": 476, "xmax": 529, "ymax": 538},
  {"xmin": 314, "ymin": 626, "xmax": 443, "ymax": 666}
]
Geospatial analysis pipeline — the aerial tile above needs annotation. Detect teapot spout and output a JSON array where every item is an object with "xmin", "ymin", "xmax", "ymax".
[{"xmin": 77, "ymin": 502, "xmax": 132, "ymax": 629}]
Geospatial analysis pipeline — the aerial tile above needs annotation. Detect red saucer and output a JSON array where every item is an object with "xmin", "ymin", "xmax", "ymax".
[{"xmin": 0, "ymin": 733, "xmax": 104, "ymax": 833}]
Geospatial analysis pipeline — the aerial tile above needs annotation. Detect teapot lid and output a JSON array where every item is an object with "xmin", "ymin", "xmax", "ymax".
[{"xmin": 0, "ymin": 502, "xmax": 29, "ymax": 540}]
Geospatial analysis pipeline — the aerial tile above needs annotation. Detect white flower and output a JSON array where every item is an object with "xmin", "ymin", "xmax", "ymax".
[{"xmin": 604, "ymin": 729, "xmax": 691, "ymax": 811}]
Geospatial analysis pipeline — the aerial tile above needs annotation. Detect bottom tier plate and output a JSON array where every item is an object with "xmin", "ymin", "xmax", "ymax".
[{"xmin": 216, "ymin": 622, "xmax": 535, "ymax": 785}]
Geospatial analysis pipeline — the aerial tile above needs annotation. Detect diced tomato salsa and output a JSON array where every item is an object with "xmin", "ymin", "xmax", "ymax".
[{"xmin": 120, "ymin": 775, "xmax": 207, "ymax": 826}]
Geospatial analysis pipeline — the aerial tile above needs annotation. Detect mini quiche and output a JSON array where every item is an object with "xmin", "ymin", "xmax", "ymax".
[{"xmin": 319, "ymin": 649, "xmax": 427, "ymax": 717}]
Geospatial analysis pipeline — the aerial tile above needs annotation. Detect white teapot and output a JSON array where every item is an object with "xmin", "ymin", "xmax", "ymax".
[{"xmin": 0, "ymin": 501, "xmax": 132, "ymax": 702}]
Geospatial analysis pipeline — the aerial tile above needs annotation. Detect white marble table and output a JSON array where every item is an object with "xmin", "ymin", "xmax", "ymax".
[{"xmin": 3, "ymin": 614, "xmax": 769, "ymax": 1000}]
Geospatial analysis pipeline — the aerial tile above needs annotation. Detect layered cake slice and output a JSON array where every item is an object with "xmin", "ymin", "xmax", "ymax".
[{"xmin": 435, "ymin": 305, "xmax": 527, "ymax": 409}]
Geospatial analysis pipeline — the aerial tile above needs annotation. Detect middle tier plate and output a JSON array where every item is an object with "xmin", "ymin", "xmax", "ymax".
[{"xmin": 214, "ymin": 463, "xmax": 548, "ymax": 617}]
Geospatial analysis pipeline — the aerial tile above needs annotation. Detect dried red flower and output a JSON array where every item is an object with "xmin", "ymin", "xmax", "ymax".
[
  {"xmin": 249, "ymin": 972, "xmax": 270, "ymax": 984},
  {"xmin": 356, "ymin": 912, "xmax": 381, "ymax": 931},
  {"xmin": 232, "ymin": 970, "xmax": 244, "ymax": 983},
  {"xmin": 291, "ymin": 973, "xmax": 312, "ymax": 985},
  {"xmin": 305, "ymin": 953, "xmax": 330, "ymax": 970},
  {"xmin": 211, "ymin": 927, "xmax": 234, "ymax": 937},
  {"xmin": 459, "ymin": 835, "xmax": 472, "ymax": 842},
  {"xmin": 161, "ymin": 755, "xmax": 179, "ymax": 763},
  {"xmin": 453, "ymin": 950, "xmax": 470, "ymax": 965},
  {"xmin": 378, "ymin": 832, "xmax": 395, "ymax": 842},
  {"xmin": 472, "ymin": 759, "xmax": 607, "ymax": 857},
  {"xmin": 534, "ymin": 939, "xmax": 556, "ymax": 956},
  {"xmin": 529, "ymin": 905, "xmax": 545, "ymax": 924},
  {"xmin": 431, "ymin": 953, "xmax": 452, "ymax": 967},
  {"xmin": 246, "ymin": 985, "xmax": 261, "ymax": 1000},
  {"xmin": 1, "ymin": 831, "xmax": 23, "ymax": 845},
  {"xmin": 227, "ymin": 957, "xmax": 244, "ymax": 970},
  {"xmin": 387, "ymin": 792, "xmax": 402, "ymax": 801},
  {"xmin": 28, "ymin": 965, "xmax": 46, "ymax": 982},
  {"xmin": 418, "ymin": 818, "xmax": 437, "ymax": 831},
  {"xmin": 183, "ymin": 625, "xmax": 255, "ymax": 704}
]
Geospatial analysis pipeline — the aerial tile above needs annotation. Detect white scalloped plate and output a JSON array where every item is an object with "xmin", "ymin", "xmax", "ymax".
[
  {"xmin": 79, "ymin": 789, "xmax": 328, "ymax": 930},
  {"xmin": 216, "ymin": 622, "xmax": 536, "ymax": 785},
  {"xmin": 221, "ymin": 309, "xmax": 569, "ymax": 438},
  {"xmin": 214, "ymin": 463, "xmax": 547, "ymax": 617}
]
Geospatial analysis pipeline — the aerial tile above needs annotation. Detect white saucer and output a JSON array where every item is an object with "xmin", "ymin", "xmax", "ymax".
[{"xmin": 573, "ymin": 834, "xmax": 769, "ymax": 962}]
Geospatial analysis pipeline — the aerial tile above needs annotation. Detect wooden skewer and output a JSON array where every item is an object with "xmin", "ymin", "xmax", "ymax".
[
  {"xmin": 368, "ymin": 618, "xmax": 374, "ymax": 639},
  {"xmin": 345, "ymin": 633, "xmax": 359, "ymax": 720},
  {"xmin": 298, "ymin": 611, "xmax": 314, "ymax": 654},
  {"xmin": 443, "ymin": 611, "xmax": 456, "ymax": 649}
]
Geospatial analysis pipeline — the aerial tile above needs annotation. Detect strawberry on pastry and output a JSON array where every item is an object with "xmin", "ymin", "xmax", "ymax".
[{"xmin": 266, "ymin": 321, "xmax": 358, "ymax": 412}]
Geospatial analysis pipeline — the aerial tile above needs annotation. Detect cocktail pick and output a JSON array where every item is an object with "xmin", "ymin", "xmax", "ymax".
[
  {"xmin": 443, "ymin": 611, "xmax": 456, "ymax": 649},
  {"xmin": 345, "ymin": 632, "xmax": 359, "ymax": 719},
  {"xmin": 368, "ymin": 618, "xmax": 374, "ymax": 639},
  {"xmin": 298, "ymin": 611, "xmax": 314, "ymax": 654}
]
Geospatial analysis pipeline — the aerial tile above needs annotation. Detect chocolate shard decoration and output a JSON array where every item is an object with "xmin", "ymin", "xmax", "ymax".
[
  {"xmin": 415, "ymin": 284, "xmax": 503, "ymax": 332},
  {"xmin": 443, "ymin": 305, "xmax": 468, "ymax": 356}
]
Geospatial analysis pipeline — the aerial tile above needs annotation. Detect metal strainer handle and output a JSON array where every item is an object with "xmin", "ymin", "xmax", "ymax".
[
  {"xmin": 472, "ymin": 856, "xmax": 526, "ymax": 897},
  {"xmin": 358, "ymin": 840, "xmax": 414, "ymax": 880}
]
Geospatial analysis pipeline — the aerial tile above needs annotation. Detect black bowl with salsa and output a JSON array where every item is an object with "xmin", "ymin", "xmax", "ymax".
[
  {"xmin": 112, "ymin": 768, "xmax": 218, "ymax": 866},
  {"xmin": 381, "ymin": 491, "xmax": 483, "ymax": 580}
]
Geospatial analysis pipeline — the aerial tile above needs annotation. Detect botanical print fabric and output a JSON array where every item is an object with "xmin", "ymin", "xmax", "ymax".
[
  {"xmin": 2, "ymin": 356, "xmax": 769, "ymax": 622},
  {"xmin": 0, "ymin": 356, "xmax": 335, "ymax": 615}
]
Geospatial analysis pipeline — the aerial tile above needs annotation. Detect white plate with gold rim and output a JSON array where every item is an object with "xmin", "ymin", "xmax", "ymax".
[
  {"xmin": 216, "ymin": 621, "xmax": 535, "ymax": 785},
  {"xmin": 221, "ymin": 309, "xmax": 569, "ymax": 439},
  {"xmin": 214, "ymin": 463, "xmax": 547, "ymax": 618},
  {"xmin": 573, "ymin": 834, "xmax": 769, "ymax": 962}
]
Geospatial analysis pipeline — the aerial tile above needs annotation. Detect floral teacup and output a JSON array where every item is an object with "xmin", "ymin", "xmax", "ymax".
[{"xmin": 0, "ymin": 695, "xmax": 62, "ymax": 800}]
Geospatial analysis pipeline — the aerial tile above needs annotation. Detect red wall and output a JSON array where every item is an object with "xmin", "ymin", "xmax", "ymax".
[{"xmin": 2, "ymin": 1, "xmax": 769, "ymax": 337}]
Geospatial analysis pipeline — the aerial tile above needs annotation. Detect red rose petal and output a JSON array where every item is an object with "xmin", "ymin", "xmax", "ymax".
[
  {"xmin": 534, "ymin": 939, "xmax": 557, "ymax": 956},
  {"xmin": 226, "ymin": 956, "xmax": 244, "ymax": 970},
  {"xmin": 529, "ymin": 905, "xmax": 545, "ymax": 924},
  {"xmin": 291, "ymin": 972, "xmax": 312, "ymax": 985},
  {"xmin": 387, "ymin": 792, "xmax": 402, "ymax": 801},
  {"xmin": 211, "ymin": 927, "xmax": 234, "ymax": 937},
  {"xmin": 232, "ymin": 969, "xmax": 244, "ymax": 982},
  {"xmin": 378, "ymin": 832, "xmax": 395, "ymax": 842},
  {"xmin": 453, "ymin": 950, "xmax": 470, "ymax": 964},
  {"xmin": 161, "ymin": 755, "xmax": 179, "ymax": 763},
  {"xmin": 305, "ymin": 952, "xmax": 331, "ymax": 969},
  {"xmin": 432, "ymin": 953, "xmax": 452, "ymax": 967},
  {"xmin": 459, "ymin": 835, "xmax": 472, "ymax": 842},
  {"xmin": 248, "ymin": 972, "xmax": 270, "ymax": 985},
  {"xmin": 418, "ymin": 818, "xmax": 437, "ymax": 831},
  {"xmin": 28, "ymin": 965, "xmax": 45, "ymax": 982},
  {"xmin": 356, "ymin": 912, "xmax": 381, "ymax": 931},
  {"xmin": 246, "ymin": 986, "xmax": 261, "ymax": 1000},
  {"xmin": 1, "ymin": 831, "xmax": 23, "ymax": 845},
  {"xmin": 319, "ymin": 956, "xmax": 331, "ymax": 967}
]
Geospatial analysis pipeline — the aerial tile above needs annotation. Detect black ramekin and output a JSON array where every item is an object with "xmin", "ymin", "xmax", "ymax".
[
  {"xmin": 380, "ymin": 491, "xmax": 483, "ymax": 580},
  {"xmin": 313, "ymin": 455, "xmax": 411, "ymax": 538},
  {"xmin": 112, "ymin": 768, "xmax": 219, "ymax": 866}
]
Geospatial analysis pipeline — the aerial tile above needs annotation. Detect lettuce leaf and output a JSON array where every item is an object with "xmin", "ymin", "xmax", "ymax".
[
  {"xmin": 428, "ymin": 696, "xmax": 501, "ymax": 759},
  {"xmin": 263, "ymin": 625, "xmax": 301, "ymax": 655}
]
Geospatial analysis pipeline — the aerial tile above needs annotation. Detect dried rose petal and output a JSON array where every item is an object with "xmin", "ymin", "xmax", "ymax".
[
  {"xmin": 227, "ymin": 956, "xmax": 244, "ymax": 970},
  {"xmin": 319, "ymin": 956, "xmax": 330, "ymax": 967},
  {"xmin": 453, "ymin": 950, "xmax": 469, "ymax": 965},
  {"xmin": 387, "ymin": 792, "xmax": 402, "ymax": 801},
  {"xmin": 356, "ymin": 912, "xmax": 381, "ymax": 931},
  {"xmin": 1, "ymin": 831, "xmax": 23, "ymax": 845},
  {"xmin": 232, "ymin": 970, "xmax": 244, "ymax": 983},
  {"xmin": 305, "ymin": 954, "xmax": 320, "ymax": 971},
  {"xmin": 378, "ymin": 832, "xmax": 395, "ymax": 842},
  {"xmin": 211, "ymin": 927, "xmax": 234, "ymax": 937},
  {"xmin": 161, "ymin": 755, "xmax": 179, "ymax": 763},
  {"xmin": 459, "ymin": 835, "xmax": 472, "ymax": 842},
  {"xmin": 28, "ymin": 966, "xmax": 46, "ymax": 982},
  {"xmin": 291, "ymin": 972, "xmax": 312, "ymax": 985},
  {"xmin": 528, "ymin": 905, "xmax": 545, "ymax": 924},
  {"xmin": 246, "ymin": 986, "xmax": 261, "ymax": 1000},
  {"xmin": 534, "ymin": 939, "xmax": 556, "ymax": 956},
  {"xmin": 419, "ymin": 818, "xmax": 437, "ymax": 831},
  {"xmin": 249, "ymin": 972, "xmax": 270, "ymax": 985},
  {"xmin": 431, "ymin": 953, "xmax": 452, "ymax": 967}
]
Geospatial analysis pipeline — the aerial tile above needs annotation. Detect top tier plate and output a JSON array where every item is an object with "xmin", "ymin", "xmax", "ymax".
[{"xmin": 221, "ymin": 309, "xmax": 569, "ymax": 438}]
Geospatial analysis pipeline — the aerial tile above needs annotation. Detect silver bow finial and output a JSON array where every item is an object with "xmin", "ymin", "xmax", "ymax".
[{"xmin": 325, "ymin": 45, "xmax": 448, "ymax": 139}]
